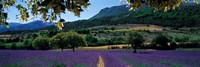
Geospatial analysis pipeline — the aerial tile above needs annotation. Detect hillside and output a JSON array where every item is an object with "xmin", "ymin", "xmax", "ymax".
[
  {"xmin": 43, "ymin": 3, "xmax": 200, "ymax": 31},
  {"xmin": 90, "ymin": 5, "xmax": 129, "ymax": 19},
  {"xmin": 2, "ymin": 3, "xmax": 200, "ymax": 33},
  {"xmin": 90, "ymin": 5, "xmax": 152, "ymax": 19},
  {"xmin": 0, "ymin": 23, "xmax": 22, "ymax": 33}
]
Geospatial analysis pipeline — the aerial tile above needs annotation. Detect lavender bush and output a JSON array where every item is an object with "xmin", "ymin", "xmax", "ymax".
[
  {"xmin": 0, "ymin": 50, "xmax": 99, "ymax": 67},
  {"xmin": 0, "ymin": 50, "xmax": 200, "ymax": 67}
]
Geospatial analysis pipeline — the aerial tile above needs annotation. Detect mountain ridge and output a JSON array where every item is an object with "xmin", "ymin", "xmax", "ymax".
[
  {"xmin": 2, "ymin": 3, "xmax": 200, "ymax": 33},
  {"xmin": 0, "ymin": 20, "xmax": 54, "ymax": 33}
]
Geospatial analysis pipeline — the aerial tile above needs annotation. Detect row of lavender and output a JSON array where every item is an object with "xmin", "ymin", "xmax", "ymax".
[
  {"xmin": 0, "ymin": 50, "xmax": 99, "ymax": 67},
  {"xmin": 1, "ymin": 50, "xmax": 200, "ymax": 67},
  {"xmin": 100, "ymin": 50, "xmax": 200, "ymax": 67}
]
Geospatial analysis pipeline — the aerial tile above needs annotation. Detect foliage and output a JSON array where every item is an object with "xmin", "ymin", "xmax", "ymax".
[
  {"xmin": 32, "ymin": 37, "xmax": 51, "ymax": 50},
  {"xmin": 47, "ymin": 30, "xmax": 58, "ymax": 37},
  {"xmin": 85, "ymin": 34, "xmax": 97, "ymax": 46},
  {"xmin": 75, "ymin": 29, "xmax": 91, "ymax": 34},
  {"xmin": 123, "ymin": 0, "xmax": 198, "ymax": 11},
  {"xmin": 190, "ymin": 38, "xmax": 200, "ymax": 43},
  {"xmin": 97, "ymin": 39, "xmax": 112, "ymax": 46},
  {"xmin": 127, "ymin": 31, "xmax": 145, "ymax": 53},
  {"xmin": 111, "ymin": 37, "xmax": 125, "ymax": 44},
  {"xmin": 152, "ymin": 34, "xmax": 177, "ymax": 50},
  {"xmin": 51, "ymin": 32, "xmax": 86, "ymax": 52},
  {"xmin": 32, "ymin": 33, "xmax": 38, "ymax": 39},
  {"xmin": 0, "ymin": 0, "xmax": 90, "ymax": 29},
  {"xmin": 178, "ymin": 42, "xmax": 200, "ymax": 48},
  {"xmin": 65, "ymin": 32, "xmax": 86, "ymax": 52},
  {"xmin": 174, "ymin": 36, "xmax": 190, "ymax": 42},
  {"xmin": 152, "ymin": 34, "xmax": 171, "ymax": 45},
  {"xmin": 0, "ymin": 37, "xmax": 20, "ymax": 43},
  {"xmin": 11, "ymin": 43, "xmax": 17, "ymax": 49},
  {"xmin": 0, "ymin": 44, "xmax": 5, "ymax": 49},
  {"xmin": 85, "ymin": 34, "xmax": 97, "ymax": 42},
  {"xmin": 23, "ymin": 40, "xmax": 34, "ymax": 50},
  {"xmin": 51, "ymin": 32, "xmax": 68, "ymax": 51}
]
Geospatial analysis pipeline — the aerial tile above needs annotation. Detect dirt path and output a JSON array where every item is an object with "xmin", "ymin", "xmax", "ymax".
[{"xmin": 97, "ymin": 55, "xmax": 104, "ymax": 67}]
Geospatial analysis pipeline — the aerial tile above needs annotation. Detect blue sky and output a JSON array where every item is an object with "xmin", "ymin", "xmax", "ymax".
[{"xmin": 7, "ymin": 0, "xmax": 126, "ymax": 23}]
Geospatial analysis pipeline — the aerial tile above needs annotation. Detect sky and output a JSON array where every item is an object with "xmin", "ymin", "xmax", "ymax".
[{"xmin": 7, "ymin": 0, "xmax": 126, "ymax": 23}]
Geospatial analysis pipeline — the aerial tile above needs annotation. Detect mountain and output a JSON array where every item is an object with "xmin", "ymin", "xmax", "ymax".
[
  {"xmin": 90, "ymin": 5, "xmax": 151, "ymax": 19},
  {"xmin": 43, "ymin": 3, "xmax": 200, "ymax": 31},
  {"xmin": 90, "ymin": 5, "xmax": 129, "ymax": 19},
  {"xmin": 0, "ymin": 23, "xmax": 22, "ymax": 32},
  {"xmin": 90, "ymin": 3, "xmax": 200, "ymax": 20},
  {"xmin": 9, "ymin": 23, "xmax": 22, "ymax": 27},
  {"xmin": 0, "ymin": 20, "xmax": 54, "ymax": 33},
  {"xmin": 3, "ymin": 3, "xmax": 200, "ymax": 33},
  {"xmin": 9, "ymin": 20, "xmax": 54, "ymax": 31}
]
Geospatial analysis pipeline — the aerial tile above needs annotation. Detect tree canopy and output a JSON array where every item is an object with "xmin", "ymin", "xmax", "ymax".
[
  {"xmin": 127, "ymin": 31, "xmax": 144, "ymax": 53},
  {"xmin": 123, "ymin": 0, "xmax": 198, "ymax": 11},
  {"xmin": 0, "ymin": 0, "xmax": 199, "ymax": 29},
  {"xmin": 32, "ymin": 37, "xmax": 51, "ymax": 50},
  {"xmin": 51, "ymin": 31, "xmax": 86, "ymax": 52}
]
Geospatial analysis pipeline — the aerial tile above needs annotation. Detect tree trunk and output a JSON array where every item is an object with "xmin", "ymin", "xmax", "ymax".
[
  {"xmin": 61, "ymin": 48, "xmax": 63, "ymax": 52},
  {"xmin": 133, "ymin": 45, "xmax": 137, "ymax": 53},
  {"xmin": 72, "ymin": 47, "xmax": 75, "ymax": 52},
  {"xmin": 133, "ymin": 48, "xmax": 137, "ymax": 53}
]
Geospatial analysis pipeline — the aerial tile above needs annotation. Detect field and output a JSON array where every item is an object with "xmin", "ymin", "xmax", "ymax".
[{"xmin": 0, "ymin": 50, "xmax": 200, "ymax": 67}]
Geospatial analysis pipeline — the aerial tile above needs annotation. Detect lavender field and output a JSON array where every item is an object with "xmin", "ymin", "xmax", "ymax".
[{"xmin": 0, "ymin": 50, "xmax": 200, "ymax": 67}]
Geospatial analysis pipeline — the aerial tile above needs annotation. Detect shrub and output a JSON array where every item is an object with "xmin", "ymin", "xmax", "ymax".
[
  {"xmin": 23, "ymin": 40, "xmax": 34, "ymax": 50},
  {"xmin": 108, "ymin": 46, "xmax": 120, "ymax": 49},
  {"xmin": 11, "ymin": 43, "xmax": 17, "ymax": 49},
  {"xmin": 178, "ymin": 42, "xmax": 200, "ymax": 48},
  {"xmin": 170, "ymin": 42, "xmax": 178, "ymax": 49},
  {"xmin": 0, "ymin": 44, "xmax": 5, "ymax": 49},
  {"xmin": 152, "ymin": 34, "xmax": 176, "ymax": 50},
  {"xmin": 97, "ymin": 39, "xmax": 112, "ymax": 46},
  {"xmin": 17, "ymin": 44, "xmax": 25, "ymax": 49},
  {"xmin": 110, "ymin": 27, "xmax": 115, "ymax": 31},
  {"xmin": 111, "ymin": 37, "xmax": 125, "ymax": 44},
  {"xmin": 122, "ymin": 46, "xmax": 131, "ymax": 49},
  {"xmin": 75, "ymin": 29, "xmax": 91, "ymax": 34},
  {"xmin": 174, "ymin": 36, "xmax": 190, "ymax": 42},
  {"xmin": 32, "ymin": 37, "xmax": 51, "ymax": 50},
  {"xmin": 85, "ymin": 34, "xmax": 98, "ymax": 46}
]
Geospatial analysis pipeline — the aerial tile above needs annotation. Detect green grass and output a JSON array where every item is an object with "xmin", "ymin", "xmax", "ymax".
[
  {"xmin": 72, "ymin": 64, "xmax": 85, "ymax": 67},
  {"xmin": 1, "ymin": 42, "xmax": 24, "ymax": 49},
  {"xmin": 159, "ymin": 61, "xmax": 183, "ymax": 67},
  {"xmin": 5, "ymin": 64, "xmax": 22, "ymax": 67}
]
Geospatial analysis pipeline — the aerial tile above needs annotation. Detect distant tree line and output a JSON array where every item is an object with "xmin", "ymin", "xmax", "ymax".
[{"xmin": 0, "ymin": 31, "xmax": 200, "ymax": 52}]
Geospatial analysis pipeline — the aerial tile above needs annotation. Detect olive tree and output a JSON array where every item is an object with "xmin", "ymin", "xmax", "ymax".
[
  {"xmin": 127, "ymin": 31, "xmax": 145, "ymax": 53},
  {"xmin": 152, "ymin": 34, "xmax": 173, "ymax": 50},
  {"xmin": 32, "ymin": 37, "xmax": 51, "ymax": 50},
  {"xmin": 51, "ymin": 32, "xmax": 86, "ymax": 52},
  {"xmin": 51, "ymin": 32, "xmax": 68, "ymax": 51},
  {"xmin": 65, "ymin": 32, "xmax": 86, "ymax": 52}
]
